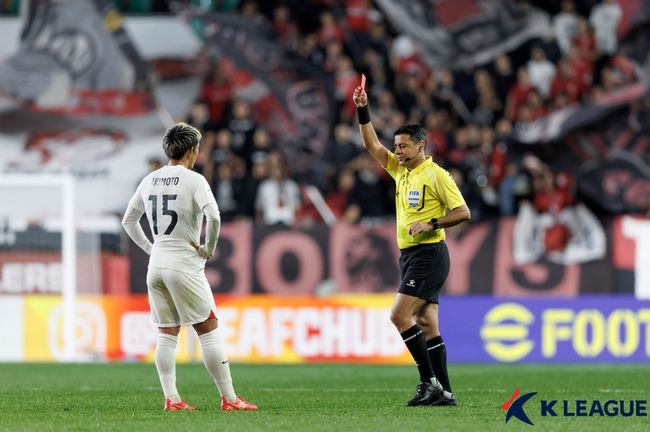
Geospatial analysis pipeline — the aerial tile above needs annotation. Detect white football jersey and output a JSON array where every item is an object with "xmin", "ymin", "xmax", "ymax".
[{"xmin": 130, "ymin": 165, "xmax": 217, "ymax": 273}]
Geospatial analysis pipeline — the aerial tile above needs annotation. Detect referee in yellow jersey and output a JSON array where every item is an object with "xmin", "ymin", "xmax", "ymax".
[{"xmin": 353, "ymin": 86, "xmax": 471, "ymax": 407}]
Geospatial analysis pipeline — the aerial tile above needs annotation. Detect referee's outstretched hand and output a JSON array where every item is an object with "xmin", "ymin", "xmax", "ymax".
[{"xmin": 353, "ymin": 86, "xmax": 367, "ymax": 108}]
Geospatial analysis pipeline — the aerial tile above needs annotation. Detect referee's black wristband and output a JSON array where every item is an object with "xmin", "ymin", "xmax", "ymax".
[{"xmin": 357, "ymin": 105, "xmax": 371, "ymax": 125}]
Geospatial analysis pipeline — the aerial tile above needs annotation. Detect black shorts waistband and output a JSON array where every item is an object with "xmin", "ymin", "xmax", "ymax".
[{"xmin": 400, "ymin": 241, "xmax": 445, "ymax": 254}]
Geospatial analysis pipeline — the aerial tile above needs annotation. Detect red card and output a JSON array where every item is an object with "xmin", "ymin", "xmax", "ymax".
[{"xmin": 360, "ymin": 73, "xmax": 366, "ymax": 90}]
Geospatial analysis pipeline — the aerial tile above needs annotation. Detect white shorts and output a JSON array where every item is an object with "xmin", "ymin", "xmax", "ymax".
[{"xmin": 146, "ymin": 266, "xmax": 217, "ymax": 327}]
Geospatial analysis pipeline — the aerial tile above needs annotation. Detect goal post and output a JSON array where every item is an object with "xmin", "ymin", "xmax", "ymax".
[{"xmin": 0, "ymin": 174, "xmax": 78, "ymax": 361}]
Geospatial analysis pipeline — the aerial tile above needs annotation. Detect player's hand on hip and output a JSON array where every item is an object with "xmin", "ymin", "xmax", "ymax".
[
  {"xmin": 190, "ymin": 241, "xmax": 211, "ymax": 259},
  {"xmin": 353, "ymin": 86, "xmax": 367, "ymax": 107},
  {"xmin": 409, "ymin": 221, "xmax": 433, "ymax": 236}
]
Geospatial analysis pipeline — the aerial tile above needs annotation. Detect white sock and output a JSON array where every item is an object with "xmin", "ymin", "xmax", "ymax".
[
  {"xmin": 155, "ymin": 333, "xmax": 181, "ymax": 403},
  {"xmin": 198, "ymin": 328, "xmax": 237, "ymax": 402}
]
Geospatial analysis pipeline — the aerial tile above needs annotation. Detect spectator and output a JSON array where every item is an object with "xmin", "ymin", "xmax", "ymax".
[
  {"xmin": 371, "ymin": 89, "xmax": 398, "ymax": 136},
  {"xmin": 526, "ymin": 90, "xmax": 548, "ymax": 121},
  {"xmin": 551, "ymin": 58, "xmax": 584, "ymax": 103},
  {"xmin": 201, "ymin": 61, "xmax": 233, "ymax": 126},
  {"xmin": 273, "ymin": 4, "xmax": 299, "ymax": 51},
  {"xmin": 255, "ymin": 161, "xmax": 301, "ymax": 226},
  {"xmin": 330, "ymin": 123, "xmax": 361, "ymax": 175},
  {"xmin": 240, "ymin": 159, "xmax": 269, "ymax": 218},
  {"xmin": 345, "ymin": 0, "xmax": 371, "ymax": 35},
  {"xmin": 185, "ymin": 99, "xmax": 211, "ymax": 131},
  {"xmin": 473, "ymin": 90, "xmax": 502, "ymax": 127},
  {"xmin": 329, "ymin": 168, "xmax": 357, "ymax": 221},
  {"xmin": 505, "ymin": 67, "xmax": 534, "ymax": 122},
  {"xmin": 214, "ymin": 162, "xmax": 245, "ymax": 222},
  {"xmin": 335, "ymin": 56, "xmax": 359, "ymax": 115},
  {"xmin": 533, "ymin": 168, "xmax": 575, "ymax": 213},
  {"xmin": 248, "ymin": 128, "xmax": 273, "ymax": 168},
  {"xmin": 553, "ymin": 0, "xmax": 579, "ymax": 55},
  {"xmin": 491, "ymin": 54, "xmax": 515, "ymax": 102},
  {"xmin": 424, "ymin": 111, "xmax": 451, "ymax": 162},
  {"xmin": 297, "ymin": 33, "xmax": 325, "ymax": 66},
  {"xmin": 590, "ymin": 0, "xmax": 622, "ymax": 55},
  {"xmin": 572, "ymin": 17, "xmax": 598, "ymax": 61},
  {"xmin": 227, "ymin": 100, "xmax": 257, "ymax": 159},
  {"xmin": 394, "ymin": 73, "xmax": 420, "ymax": 116},
  {"xmin": 367, "ymin": 19, "xmax": 390, "ymax": 63},
  {"xmin": 345, "ymin": 153, "xmax": 392, "ymax": 223},
  {"xmin": 211, "ymin": 129, "xmax": 234, "ymax": 168},
  {"xmin": 323, "ymin": 40, "xmax": 345, "ymax": 72},
  {"xmin": 499, "ymin": 163, "xmax": 527, "ymax": 215},
  {"xmin": 527, "ymin": 46, "xmax": 557, "ymax": 98},
  {"xmin": 391, "ymin": 35, "xmax": 429, "ymax": 82},
  {"xmin": 345, "ymin": 0, "xmax": 371, "ymax": 53},
  {"xmin": 318, "ymin": 11, "xmax": 345, "ymax": 46}
]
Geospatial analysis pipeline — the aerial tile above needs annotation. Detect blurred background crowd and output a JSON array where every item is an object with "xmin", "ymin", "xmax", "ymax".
[{"xmin": 1, "ymin": 0, "xmax": 646, "ymax": 228}]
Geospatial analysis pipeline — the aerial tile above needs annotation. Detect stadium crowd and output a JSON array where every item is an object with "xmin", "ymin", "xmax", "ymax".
[
  {"xmin": 182, "ymin": 0, "xmax": 640, "ymax": 227},
  {"xmin": 2, "ymin": 0, "xmax": 641, "ymax": 225}
]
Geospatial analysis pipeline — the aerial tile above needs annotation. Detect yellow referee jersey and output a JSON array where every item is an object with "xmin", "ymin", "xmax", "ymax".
[{"xmin": 384, "ymin": 154, "xmax": 466, "ymax": 249}]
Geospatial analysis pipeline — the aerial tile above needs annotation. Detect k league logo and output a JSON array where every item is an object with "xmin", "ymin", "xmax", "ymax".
[
  {"xmin": 502, "ymin": 387, "xmax": 537, "ymax": 426},
  {"xmin": 501, "ymin": 387, "xmax": 648, "ymax": 426}
]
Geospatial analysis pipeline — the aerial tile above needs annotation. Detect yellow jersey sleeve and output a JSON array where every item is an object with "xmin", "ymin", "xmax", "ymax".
[
  {"xmin": 384, "ymin": 152, "xmax": 401, "ymax": 180},
  {"xmin": 435, "ymin": 166, "xmax": 466, "ymax": 210}
]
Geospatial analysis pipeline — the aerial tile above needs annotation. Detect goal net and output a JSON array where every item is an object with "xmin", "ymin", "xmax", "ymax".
[{"xmin": 0, "ymin": 174, "xmax": 103, "ymax": 361}]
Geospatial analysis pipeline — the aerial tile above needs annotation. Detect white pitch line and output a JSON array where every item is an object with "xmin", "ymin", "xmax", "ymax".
[
  {"xmin": 596, "ymin": 388, "xmax": 648, "ymax": 394},
  {"xmin": 255, "ymin": 388, "xmax": 409, "ymax": 392},
  {"xmin": 77, "ymin": 386, "xmax": 160, "ymax": 391}
]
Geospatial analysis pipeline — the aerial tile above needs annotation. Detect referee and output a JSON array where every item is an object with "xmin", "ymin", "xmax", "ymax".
[{"xmin": 353, "ymin": 86, "xmax": 470, "ymax": 406}]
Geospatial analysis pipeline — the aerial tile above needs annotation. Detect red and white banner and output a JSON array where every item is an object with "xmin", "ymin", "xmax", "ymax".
[
  {"xmin": 513, "ymin": 202, "xmax": 606, "ymax": 265},
  {"xmin": 125, "ymin": 216, "xmax": 647, "ymax": 297}
]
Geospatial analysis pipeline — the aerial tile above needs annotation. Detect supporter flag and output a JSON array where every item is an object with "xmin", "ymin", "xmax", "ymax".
[
  {"xmin": 0, "ymin": 0, "xmax": 155, "ymax": 115},
  {"xmin": 0, "ymin": 0, "xmax": 164, "ymax": 215},
  {"xmin": 374, "ymin": 0, "xmax": 549, "ymax": 68},
  {"xmin": 187, "ymin": 13, "xmax": 336, "ymax": 163},
  {"xmin": 513, "ymin": 202, "xmax": 606, "ymax": 265},
  {"xmin": 511, "ymin": 100, "xmax": 649, "ymax": 213}
]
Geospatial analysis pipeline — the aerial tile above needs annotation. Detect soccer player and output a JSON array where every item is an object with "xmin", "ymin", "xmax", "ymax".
[
  {"xmin": 353, "ymin": 87, "xmax": 471, "ymax": 406},
  {"xmin": 121, "ymin": 122, "xmax": 257, "ymax": 412}
]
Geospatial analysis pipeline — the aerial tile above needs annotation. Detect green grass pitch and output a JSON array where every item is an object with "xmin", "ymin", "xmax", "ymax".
[{"xmin": 0, "ymin": 363, "xmax": 648, "ymax": 431}]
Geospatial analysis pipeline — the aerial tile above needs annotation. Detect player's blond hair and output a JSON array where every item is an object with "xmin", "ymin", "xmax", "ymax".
[{"xmin": 162, "ymin": 122, "xmax": 202, "ymax": 160}]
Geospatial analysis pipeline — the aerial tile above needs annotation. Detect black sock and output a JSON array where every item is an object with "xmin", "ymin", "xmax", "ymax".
[
  {"xmin": 401, "ymin": 325, "xmax": 434, "ymax": 383},
  {"xmin": 427, "ymin": 335, "xmax": 452, "ymax": 393}
]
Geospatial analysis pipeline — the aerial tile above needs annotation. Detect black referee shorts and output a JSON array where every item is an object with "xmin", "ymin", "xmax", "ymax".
[{"xmin": 398, "ymin": 242, "xmax": 450, "ymax": 303}]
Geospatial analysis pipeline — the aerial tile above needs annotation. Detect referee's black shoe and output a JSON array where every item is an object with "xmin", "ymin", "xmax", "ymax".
[
  {"xmin": 430, "ymin": 392, "xmax": 457, "ymax": 406},
  {"xmin": 406, "ymin": 381, "xmax": 442, "ymax": 406}
]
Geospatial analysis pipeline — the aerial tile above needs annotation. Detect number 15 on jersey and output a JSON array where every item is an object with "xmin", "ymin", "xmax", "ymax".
[{"xmin": 148, "ymin": 194, "xmax": 178, "ymax": 235}]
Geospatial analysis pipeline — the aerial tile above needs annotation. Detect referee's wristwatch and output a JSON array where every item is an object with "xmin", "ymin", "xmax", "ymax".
[{"xmin": 429, "ymin": 218, "xmax": 439, "ymax": 231}]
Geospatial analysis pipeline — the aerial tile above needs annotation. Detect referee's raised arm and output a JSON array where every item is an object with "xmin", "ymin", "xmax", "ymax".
[{"xmin": 353, "ymin": 86, "xmax": 389, "ymax": 168}]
